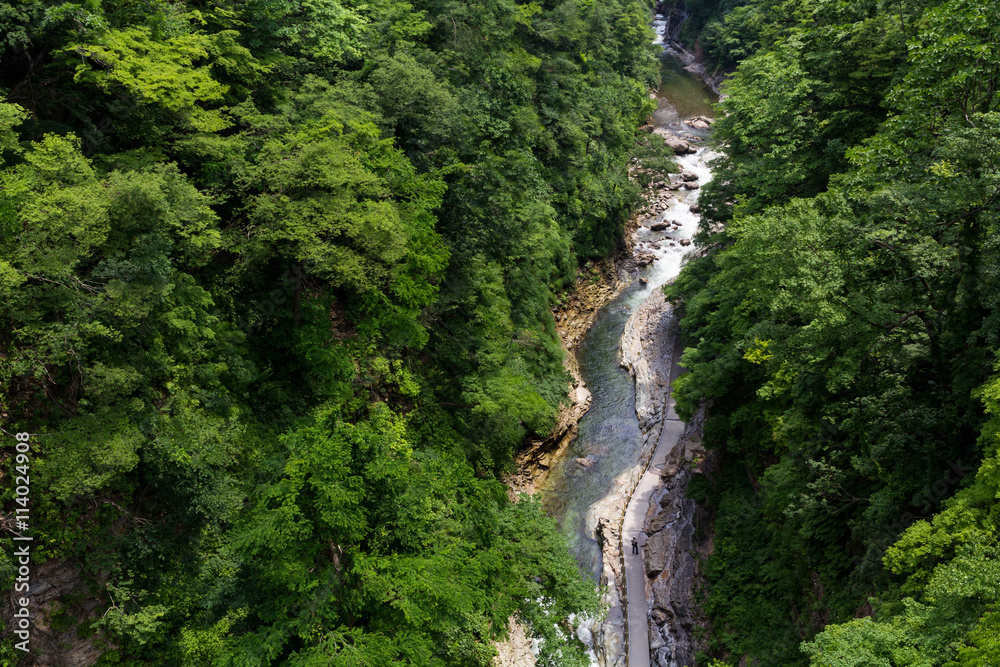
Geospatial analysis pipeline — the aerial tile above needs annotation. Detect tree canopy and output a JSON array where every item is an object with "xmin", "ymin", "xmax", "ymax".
[
  {"xmin": 670, "ymin": 0, "xmax": 1000, "ymax": 663},
  {"xmin": 0, "ymin": 0, "xmax": 663, "ymax": 662}
]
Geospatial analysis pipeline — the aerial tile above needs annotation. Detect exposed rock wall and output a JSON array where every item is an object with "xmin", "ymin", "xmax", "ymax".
[
  {"xmin": 619, "ymin": 288, "xmax": 677, "ymax": 433},
  {"xmin": 593, "ymin": 518, "xmax": 626, "ymax": 667},
  {"xmin": 2, "ymin": 559, "xmax": 108, "ymax": 666},
  {"xmin": 585, "ymin": 286, "xmax": 680, "ymax": 667},
  {"xmin": 493, "ymin": 617, "xmax": 537, "ymax": 667},
  {"xmin": 506, "ymin": 170, "xmax": 677, "ymax": 497},
  {"xmin": 642, "ymin": 406, "xmax": 709, "ymax": 667}
]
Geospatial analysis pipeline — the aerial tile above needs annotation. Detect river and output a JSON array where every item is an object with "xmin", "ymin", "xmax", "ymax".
[{"xmin": 538, "ymin": 26, "xmax": 718, "ymax": 611}]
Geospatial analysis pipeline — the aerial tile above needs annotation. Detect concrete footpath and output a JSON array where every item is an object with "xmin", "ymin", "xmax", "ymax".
[{"xmin": 623, "ymin": 341, "xmax": 685, "ymax": 667}]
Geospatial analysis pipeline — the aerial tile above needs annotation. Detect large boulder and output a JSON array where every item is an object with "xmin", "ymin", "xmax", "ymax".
[
  {"xmin": 680, "ymin": 170, "xmax": 698, "ymax": 182},
  {"xmin": 663, "ymin": 134, "xmax": 694, "ymax": 155},
  {"xmin": 649, "ymin": 222, "xmax": 670, "ymax": 231},
  {"xmin": 652, "ymin": 576, "xmax": 674, "ymax": 612}
]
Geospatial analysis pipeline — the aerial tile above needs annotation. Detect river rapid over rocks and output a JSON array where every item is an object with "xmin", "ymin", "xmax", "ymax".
[
  {"xmin": 495, "ymin": 13, "xmax": 720, "ymax": 667},
  {"xmin": 546, "ymin": 59, "xmax": 716, "ymax": 667}
]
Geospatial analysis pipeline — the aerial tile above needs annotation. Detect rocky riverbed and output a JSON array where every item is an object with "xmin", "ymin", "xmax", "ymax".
[
  {"xmin": 496, "ymin": 12, "xmax": 721, "ymax": 662},
  {"xmin": 505, "ymin": 160, "xmax": 679, "ymax": 497},
  {"xmin": 494, "ymin": 128, "xmax": 691, "ymax": 667}
]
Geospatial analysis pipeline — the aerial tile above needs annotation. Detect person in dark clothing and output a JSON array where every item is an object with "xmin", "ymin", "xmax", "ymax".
[{"xmin": 631, "ymin": 536, "xmax": 638, "ymax": 555}]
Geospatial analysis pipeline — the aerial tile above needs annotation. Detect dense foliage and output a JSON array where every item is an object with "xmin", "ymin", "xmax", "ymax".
[
  {"xmin": 0, "ymin": 0, "xmax": 663, "ymax": 663},
  {"xmin": 670, "ymin": 0, "xmax": 1000, "ymax": 664}
]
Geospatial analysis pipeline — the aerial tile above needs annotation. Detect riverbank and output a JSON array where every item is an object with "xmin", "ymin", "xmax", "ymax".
[
  {"xmin": 497, "ymin": 20, "xmax": 721, "ymax": 664},
  {"xmin": 655, "ymin": 1, "xmax": 729, "ymax": 99},
  {"xmin": 505, "ymin": 161, "xmax": 680, "ymax": 497}
]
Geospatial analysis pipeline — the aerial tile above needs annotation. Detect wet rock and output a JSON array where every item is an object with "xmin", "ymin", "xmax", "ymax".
[
  {"xmin": 680, "ymin": 239, "xmax": 692, "ymax": 247},
  {"xmin": 680, "ymin": 170, "xmax": 698, "ymax": 182},
  {"xmin": 649, "ymin": 222, "xmax": 670, "ymax": 231},
  {"xmin": 683, "ymin": 116, "xmax": 713, "ymax": 130},
  {"xmin": 575, "ymin": 457, "xmax": 595, "ymax": 469},
  {"xmin": 688, "ymin": 204, "xmax": 701, "ymax": 214},
  {"xmin": 638, "ymin": 277, "xmax": 648, "ymax": 285},
  {"xmin": 682, "ymin": 182, "xmax": 700, "ymax": 190}
]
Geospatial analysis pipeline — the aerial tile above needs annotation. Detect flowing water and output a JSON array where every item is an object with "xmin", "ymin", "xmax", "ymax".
[{"xmin": 538, "ymin": 33, "xmax": 718, "ymax": 580}]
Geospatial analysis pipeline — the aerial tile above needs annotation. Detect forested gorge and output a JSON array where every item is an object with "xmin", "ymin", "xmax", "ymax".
[
  {"xmin": 670, "ymin": 0, "xmax": 1000, "ymax": 663},
  {"xmin": 3, "ymin": 0, "xmax": 999, "ymax": 662},
  {"xmin": 0, "ymin": 0, "xmax": 663, "ymax": 663}
]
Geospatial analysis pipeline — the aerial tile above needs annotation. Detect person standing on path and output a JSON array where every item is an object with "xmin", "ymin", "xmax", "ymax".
[{"xmin": 631, "ymin": 535, "xmax": 638, "ymax": 555}]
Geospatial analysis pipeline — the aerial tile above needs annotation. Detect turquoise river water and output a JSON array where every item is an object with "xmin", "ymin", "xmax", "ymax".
[{"xmin": 538, "ymin": 53, "xmax": 717, "ymax": 579}]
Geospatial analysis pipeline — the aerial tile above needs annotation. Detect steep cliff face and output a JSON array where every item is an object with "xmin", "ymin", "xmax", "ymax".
[
  {"xmin": 655, "ymin": 0, "xmax": 728, "ymax": 98},
  {"xmin": 641, "ymin": 406, "xmax": 712, "ymax": 667}
]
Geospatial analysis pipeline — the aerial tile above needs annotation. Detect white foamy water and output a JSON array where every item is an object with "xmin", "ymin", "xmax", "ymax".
[
  {"xmin": 551, "ymin": 15, "xmax": 717, "ymax": 666},
  {"xmin": 636, "ymin": 147, "xmax": 715, "ymax": 291},
  {"xmin": 569, "ymin": 613, "xmax": 601, "ymax": 666},
  {"xmin": 652, "ymin": 13, "xmax": 667, "ymax": 45}
]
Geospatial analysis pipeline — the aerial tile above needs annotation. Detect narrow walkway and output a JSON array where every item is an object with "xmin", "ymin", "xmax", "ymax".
[{"xmin": 623, "ymin": 337, "xmax": 685, "ymax": 667}]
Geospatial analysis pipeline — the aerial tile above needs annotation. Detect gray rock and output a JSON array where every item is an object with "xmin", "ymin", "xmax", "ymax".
[
  {"xmin": 663, "ymin": 134, "xmax": 694, "ymax": 155},
  {"xmin": 652, "ymin": 577, "xmax": 673, "ymax": 612},
  {"xmin": 645, "ymin": 530, "xmax": 671, "ymax": 577},
  {"xmin": 647, "ymin": 507, "xmax": 673, "ymax": 534},
  {"xmin": 680, "ymin": 170, "xmax": 698, "ymax": 182},
  {"xmin": 649, "ymin": 619, "xmax": 666, "ymax": 651}
]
